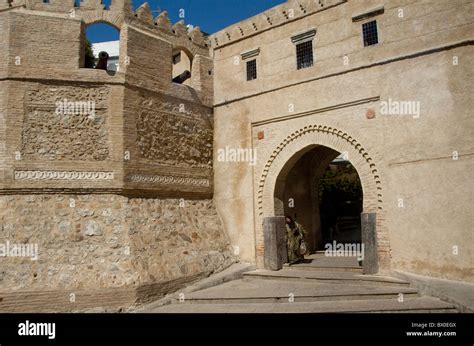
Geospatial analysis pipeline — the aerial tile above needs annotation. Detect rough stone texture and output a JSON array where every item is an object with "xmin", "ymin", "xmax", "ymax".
[
  {"xmin": 127, "ymin": 198, "xmax": 235, "ymax": 284},
  {"xmin": 134, "ymin": 93, "xmax": 213, "ymax": 168},
  {"xmin": 21, "ymin": 84, "xmax": 109, "ymax": 161},
  {"xmin": 0, "ymin": 195, "xmax": 236, "ymax": 310}
]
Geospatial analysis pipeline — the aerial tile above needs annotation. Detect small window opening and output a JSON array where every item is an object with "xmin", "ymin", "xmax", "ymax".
[
  {"xmin": 362, "ymin": 20, "xmax": 378, "ymax": 47},
  {"xmin": 172, "ymin": 49, "xmax": 192, "ymax": 85},
  {"xmin": 246, "ymin": 59, "xmax": 257, "ymax": 81},
  {"xmin": 296, "ymin": 40, "xmax": 313, "ymax": 70},
  {"xmin": 83, "ymin": 23, "xmax": 120, "ymax": 73}
]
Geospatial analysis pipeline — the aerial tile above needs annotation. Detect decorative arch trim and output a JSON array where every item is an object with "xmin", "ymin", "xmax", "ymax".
[{"xmin": 256, "ymin": 124, "xmax": 383, "ymax": 217}]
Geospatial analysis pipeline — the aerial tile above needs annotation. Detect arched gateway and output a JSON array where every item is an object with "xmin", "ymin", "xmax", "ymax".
[{"xmin": 254, "ymin": 125, "xmax": 391, "ymax": 274}]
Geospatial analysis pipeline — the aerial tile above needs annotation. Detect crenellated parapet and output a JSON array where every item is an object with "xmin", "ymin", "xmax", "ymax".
[
  {"xmin": 108, "ymin": 0, "xmax": 132, "ymax": 13},
  {"xmin": 155, "ymin": 10, "xmax": 172, "ymax": 32},
  {"xmin": 0, "ymin": 0, "xmax": 210, "ymax": 56},
  {"xmin": 210, "ymin": 0, "xmax": 347, "ymax": 48},
  {"xmin": 25, "ymin": 0, "xmax": 75, "ymax": 12},
  {"xmin": 134, "ymin": 1, "xmax": 153, "ymax": 22},
  {"xmin": 78, "ymin": 0, "xmax": 104, "ymax": 11},
  {"xmin": 122, "ymin": 8, "xmax": 210, "ymax": 57},
  {"xmin": 0, "ymin": 0, "xmax": 72, "ymax": 11}
]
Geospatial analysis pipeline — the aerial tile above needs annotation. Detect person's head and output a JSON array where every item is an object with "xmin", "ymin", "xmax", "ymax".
[{"xmin": 285, "ymin": 216, "xmax": 295, "ymax": 226}]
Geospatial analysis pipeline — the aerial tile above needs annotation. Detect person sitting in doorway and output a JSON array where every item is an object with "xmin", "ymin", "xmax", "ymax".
[{"xmin": 285, "ymin": 216, "xmax": 307, "ymax": 265}]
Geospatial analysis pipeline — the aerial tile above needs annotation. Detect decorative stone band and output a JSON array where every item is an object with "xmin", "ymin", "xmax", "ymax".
[
  {"xmin": 127, "ymin": 174, "xmax": 210, "ymax": 187},
  {"xmin": 291, "ymin": 29, "xmax": 317, "ymax": 44},
  {"xmin": 241, "ymin": 48, "xmax": 260, "ymax": 60},
  {"xmin": 14, "ymin": 170, "xmax": 114, "ymax": 181}
]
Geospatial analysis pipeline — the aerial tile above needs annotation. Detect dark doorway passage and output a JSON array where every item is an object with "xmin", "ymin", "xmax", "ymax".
[
  {"xmin": 318, "ymin": 159, "xmax": 363, "ymax": 247},
  {"xmin": 277, "ymin": 145, "xmax": 363, "ymax": 257}
]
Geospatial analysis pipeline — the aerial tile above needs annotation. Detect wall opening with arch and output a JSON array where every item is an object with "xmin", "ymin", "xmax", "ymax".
[
  {"xmin": 274, "ymin": 145, "xmax": 363, "ymax": 255},
  {"xmin": 172, "ymin": 47, "xmax": 193, "ymax": 85},
  {"xmin": 82, "ymin": 22, "xmax": 121, "ymax": 72},
  {"xmin": 255, "ymin": 125, "xmax": 389, "ymax": 273}
]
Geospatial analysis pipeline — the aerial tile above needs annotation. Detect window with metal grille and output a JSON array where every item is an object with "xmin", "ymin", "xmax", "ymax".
[
  {"xmin": 362, "ymin": 20, "xmax": 378, "ymax": 47},
  {"xmin": 246, "ymin": 59, "xmax": 257, "ymax": 81},
  {"xmin": 296, "ymin": 40, "xmax": 313, "ymax": 70}
]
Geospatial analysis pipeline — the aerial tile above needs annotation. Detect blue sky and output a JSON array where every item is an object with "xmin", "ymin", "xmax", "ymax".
[{"xmin": 87, "ymin": 0, "xmax": 286, "ymax": 43}]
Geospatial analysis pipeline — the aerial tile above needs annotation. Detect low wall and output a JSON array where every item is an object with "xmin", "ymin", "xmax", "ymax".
[{"xmin": 0, "ymin": 194, "xmax": 236, "ymax": 312}]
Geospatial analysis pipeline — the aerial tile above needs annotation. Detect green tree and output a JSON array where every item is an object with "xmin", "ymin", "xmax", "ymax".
[{"xmin": 84, "ymin": 39, "xmax": 95, "ymax": 68}]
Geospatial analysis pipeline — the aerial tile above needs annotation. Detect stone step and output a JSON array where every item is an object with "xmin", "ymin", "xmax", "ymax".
[
  {"xmin": 172, "ymin": 279, "xmax": 419, "ymax": 304},
  {"xmin": 283, "ymin": 256, "xmax": 362, "ymax": 272},
  {"xmin": 243, "ymin": 269, "xmax": 411, "ymax": 287},
  {"xmin": 283, "ymin": 265, "xmax": 362, "ymax": 273},
  {"xmin": 151, "ymin": 296, "xmax": 457, "ymax": 313},
  {"xmin": 306, "ymin": 252, "xmax": 360, "ymax": 257}
]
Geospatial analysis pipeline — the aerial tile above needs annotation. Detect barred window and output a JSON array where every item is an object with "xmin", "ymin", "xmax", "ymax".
[
  {"xmin": 362, "ymin": 20, "xmax": 378, "ymax": 47},
  {"xmin": 246, "ymin": 59, "xmax": 257, "ymax": 81},
  {"xmin": 296, "ymin": 40, "xmax": 313, "ymax": 70}
]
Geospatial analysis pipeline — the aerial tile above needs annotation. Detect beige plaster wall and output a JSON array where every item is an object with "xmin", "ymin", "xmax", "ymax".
[{"xmin": 212, "ymin": 0, "xmax": 473, "ymax": 280}]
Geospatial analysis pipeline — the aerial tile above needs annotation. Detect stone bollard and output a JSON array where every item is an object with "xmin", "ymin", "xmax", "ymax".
[
  {"xmin": 263, "ymin": 216, "xmax": 287, "ymax": 270},
  {"xmin": 361, "ymin": 212, "xmax": 378, "ymax": 274}
]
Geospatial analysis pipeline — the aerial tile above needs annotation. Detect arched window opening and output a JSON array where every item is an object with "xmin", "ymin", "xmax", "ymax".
[
  {"xmin": 82, "ymin": 22, "xmax": 120, "ymax": 73},
  {"xmin": 172, "ymin": 48, "xmax": 193, "ymax": 86}
]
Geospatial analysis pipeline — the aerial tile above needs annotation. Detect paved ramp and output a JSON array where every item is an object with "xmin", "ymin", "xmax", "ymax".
[{"xmin": 142, "ymin": 255, "xmax": 457, "ymax": 313}]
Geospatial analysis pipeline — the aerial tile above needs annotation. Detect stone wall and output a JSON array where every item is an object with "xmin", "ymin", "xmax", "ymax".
[
  {"xmin": 21, "ymin": 84, "xmax": 110, "ymax": 161},
  {"xmin": 133, "ymin": 92, "xmax": 213, "ymax": 168},
  {"xmin": 0, "ymin": 81, "xmax": 6, "ymax": 181},
  {"xmin": 0, "ymin": 194, "xmax": 235, "ymax": 311},
  {"xmin": 6, "ymin": 11, "xmax": 82, "ymax": 73},
  {"xmin": 0, "ymin": 12, "xmax": 9, "ymax": 73}
]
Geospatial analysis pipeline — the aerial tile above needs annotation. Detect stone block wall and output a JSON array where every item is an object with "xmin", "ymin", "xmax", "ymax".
[
  {"xmin": 7, "ymin": 11, "xmax": 82, "ymax": 73},
  {"xmin": 122, "ymin": 25, "xmax": 173, "ymax": 93},
  {"xmin": 0, "ymin": 195, "xmax": 235, "ymax": 311},
  {"xmin": 0, "ymin": 12, "xmax": 9, "ymax": 74}
]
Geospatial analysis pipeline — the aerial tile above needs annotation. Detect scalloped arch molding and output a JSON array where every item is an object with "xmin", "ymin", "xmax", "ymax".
[
  {"xmin": 256, "ymin": 124, "xmax": 383, "ymax": 217},
  {"xmin": 254, "ymin": 124, "xmax": 390, "ymax": 271}
]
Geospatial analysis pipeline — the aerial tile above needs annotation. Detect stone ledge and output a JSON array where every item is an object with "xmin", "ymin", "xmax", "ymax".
[
  {"xmin": 392, "ymin": 270, "xmax": 474, "ymax": 313},
  {"xmin": 0, "ymin": 273, "xmax": 223, "ymax": 313}
]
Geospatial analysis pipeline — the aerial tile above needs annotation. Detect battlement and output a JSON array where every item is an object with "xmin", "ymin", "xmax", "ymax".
[
  {"xmin": 210, "ymin": 0, "xmax": 346, "ymax": 48},
  {"xmin": 0, "ymin": 0, "xmax": 209, "ymax": 54}
]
